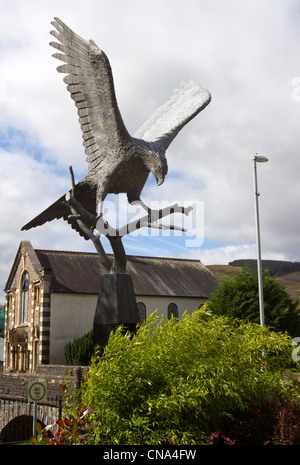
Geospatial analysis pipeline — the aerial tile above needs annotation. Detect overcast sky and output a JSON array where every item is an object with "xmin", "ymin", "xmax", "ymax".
[{"xmin": 0, "ymin": 0, "xmax": 299, "ymax": 301}]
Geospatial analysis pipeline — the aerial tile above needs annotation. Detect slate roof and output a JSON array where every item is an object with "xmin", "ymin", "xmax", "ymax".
[
  {"xmin": 35, "ymin": 249, "xmax": 217, "ymax": 298},
  {"xmin": 5, "ymin": 241, "xmax": 218, "ymax": 298}
]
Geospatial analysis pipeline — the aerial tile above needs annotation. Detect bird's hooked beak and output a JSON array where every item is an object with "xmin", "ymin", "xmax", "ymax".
[{"xmin": 153, "ymin": 172, "xmax": 165, "ymax": 186}]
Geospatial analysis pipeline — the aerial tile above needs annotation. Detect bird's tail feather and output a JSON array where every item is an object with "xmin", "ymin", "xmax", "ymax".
[{"xmin": 21, "ymin": 182, "xmax": 97, "ymax": 240}]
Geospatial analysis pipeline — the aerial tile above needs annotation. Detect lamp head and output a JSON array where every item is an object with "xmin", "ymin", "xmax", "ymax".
[{"xmin": 251, "ymin": 154, "xmax": 269, "ymax": 163}]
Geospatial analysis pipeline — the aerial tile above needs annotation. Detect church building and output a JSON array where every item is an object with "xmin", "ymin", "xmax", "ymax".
[{"xmin": 3, "ymin": 241, "xmax": 217, "ymax": 372}]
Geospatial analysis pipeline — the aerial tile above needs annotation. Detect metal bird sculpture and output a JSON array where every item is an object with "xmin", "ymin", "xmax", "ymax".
[{"xmin": 22, "ymin": 18, "xmax": 211, "ymax": 272}]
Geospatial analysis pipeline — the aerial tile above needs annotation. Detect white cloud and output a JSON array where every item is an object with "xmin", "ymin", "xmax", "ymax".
[
  {"xmin": 179, "ymin": 244, "xmax": 288, "ymax": 267},
  {"xmin": 0, "ymin": 0, "xmax": 300, "ymax": 301}
]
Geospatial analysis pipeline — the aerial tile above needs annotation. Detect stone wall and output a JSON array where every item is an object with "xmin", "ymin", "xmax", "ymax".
[
  {"xmin": 0, "ymin": 365, "xmax": 89, "ymax": 443},
  {"xmin": 0, "ymin": 365, "xmax": 89, "ymax": 399}
]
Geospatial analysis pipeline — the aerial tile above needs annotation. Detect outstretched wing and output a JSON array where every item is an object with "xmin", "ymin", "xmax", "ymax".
[
  {"xmin": 50, "ymin": 17, "xmax": 133, "ymax": 173},
  {"xmin": 134, "ymin": 80, "xmax": 211, "ymax": 152}
]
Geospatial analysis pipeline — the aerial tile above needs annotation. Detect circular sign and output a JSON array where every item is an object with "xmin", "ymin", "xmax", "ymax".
[{"xmin": 28, "ymin": 381, "xmax": 47, "ymax": 402}]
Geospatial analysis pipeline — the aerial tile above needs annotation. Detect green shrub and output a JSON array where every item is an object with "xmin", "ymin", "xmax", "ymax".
[
  {"xmin": 64, "ymin": 330, "xmax": 94, "ymax": 366},
  {"xmin": 80, "ymin": 310, "xmax": 296, "ymax": 445}
]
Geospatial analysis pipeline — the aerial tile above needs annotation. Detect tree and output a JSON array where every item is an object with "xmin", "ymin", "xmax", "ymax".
[
  {"xmin": 0, "ymin": 305, "xmax": 5, "ymax": 338},
  {"xmin": 64, "ymin": 330, "xmax": 94, "ymax": 366},
  {"xmin": 208, "ymin": 268, "xmax": 300, "ymax": 336}
]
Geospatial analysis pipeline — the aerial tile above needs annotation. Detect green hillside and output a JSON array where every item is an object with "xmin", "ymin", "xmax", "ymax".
[
  {"xmin": 207, "ymin": 262, "xmax": 300, "ymax": 305},
  {"xmin": 229, "ymin": 259, "xmax": 300, "ymax": 277},
  {"xmin": 207, "ymin": 265, "xmax": 242, "ymax": 282},
  {"xmin": 277, "ymin": 272, "xmax": 300, "ymax": 302}
]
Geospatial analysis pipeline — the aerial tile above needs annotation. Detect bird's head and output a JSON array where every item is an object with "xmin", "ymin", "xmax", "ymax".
[{"xmin": 148, "ymin": 152, "xmax": 168, "ymax": 186}]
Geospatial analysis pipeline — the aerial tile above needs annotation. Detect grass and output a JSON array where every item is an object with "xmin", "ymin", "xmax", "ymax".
[
  {"xmin": 207, "ymin": 265, "xmax": 242, "ymax": 282},
  {"xmin": 278, "ymin": 271, "xmax": 300, "ymax": 304}
]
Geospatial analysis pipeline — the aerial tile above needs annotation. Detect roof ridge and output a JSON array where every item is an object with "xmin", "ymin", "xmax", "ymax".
[
  {"xmin": 34, "ymin": 248, "xmax": 201, "ymax": 263},
  {"xmin": 35, "ymin": 248, "xmax": 98, "ymax": 256}
]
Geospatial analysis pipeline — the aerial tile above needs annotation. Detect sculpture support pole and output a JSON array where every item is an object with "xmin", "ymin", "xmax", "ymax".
[{"xmin": 106, "ymin": 236, "xmax": 127, "ymax": 273}]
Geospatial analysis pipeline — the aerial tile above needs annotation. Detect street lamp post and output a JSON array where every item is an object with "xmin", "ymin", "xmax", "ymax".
[{"xmin": 251, "ymin": 154, "xmax": 268, "ymax": 328}]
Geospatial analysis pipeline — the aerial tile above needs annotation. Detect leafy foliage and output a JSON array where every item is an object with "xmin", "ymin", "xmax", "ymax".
[
  {"xmin": 208, "ymin": 268, "xmax": 300, "ymax": 337},
  {"xmin": 34, "ymin": 405, "xmax": 97, "ymax": 445},
  {"xmin": 79, "ymin": 309, "xmax": 296, "ymax": 445},
  {"xmin": 64, "ymin": 330, "xmax": 94, "ymax": 366},
  {"xmin": 0, "ymin": 305, "xmax": 5, "ymax": 338}
]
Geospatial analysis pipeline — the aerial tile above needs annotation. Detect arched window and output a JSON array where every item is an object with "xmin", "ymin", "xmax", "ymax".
[
  {"xmin": 168, "ymin": 303, "xmax": 178, "ymax": 320},
  {"xmin": 137, "ymin": 302, "xmax": 146, "ymax": 323},
  {"xmin": 20, "ymin": 271, "xmax": 29, "ymax": 324}
]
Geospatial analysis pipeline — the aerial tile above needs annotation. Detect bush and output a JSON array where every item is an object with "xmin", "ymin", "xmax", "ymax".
[
  {"xmin": 79, "ymin": 310, "xmax": 297, "ymax": 445},
  {"xmin": 208, "ymin": 268, "xmax": 300, "ymax": 337},
  {"xmin": 64, "ymin": 330, "xmax": 94, "ymax": 366},
  {"xmin": 35, "ymin": 405, "xmax": 97, "ymax": 445}
]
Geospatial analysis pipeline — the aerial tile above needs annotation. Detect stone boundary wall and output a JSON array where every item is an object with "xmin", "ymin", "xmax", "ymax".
[{"xmin": 0, "ymin": 365, "xmax": 89, "ymax": 399}]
